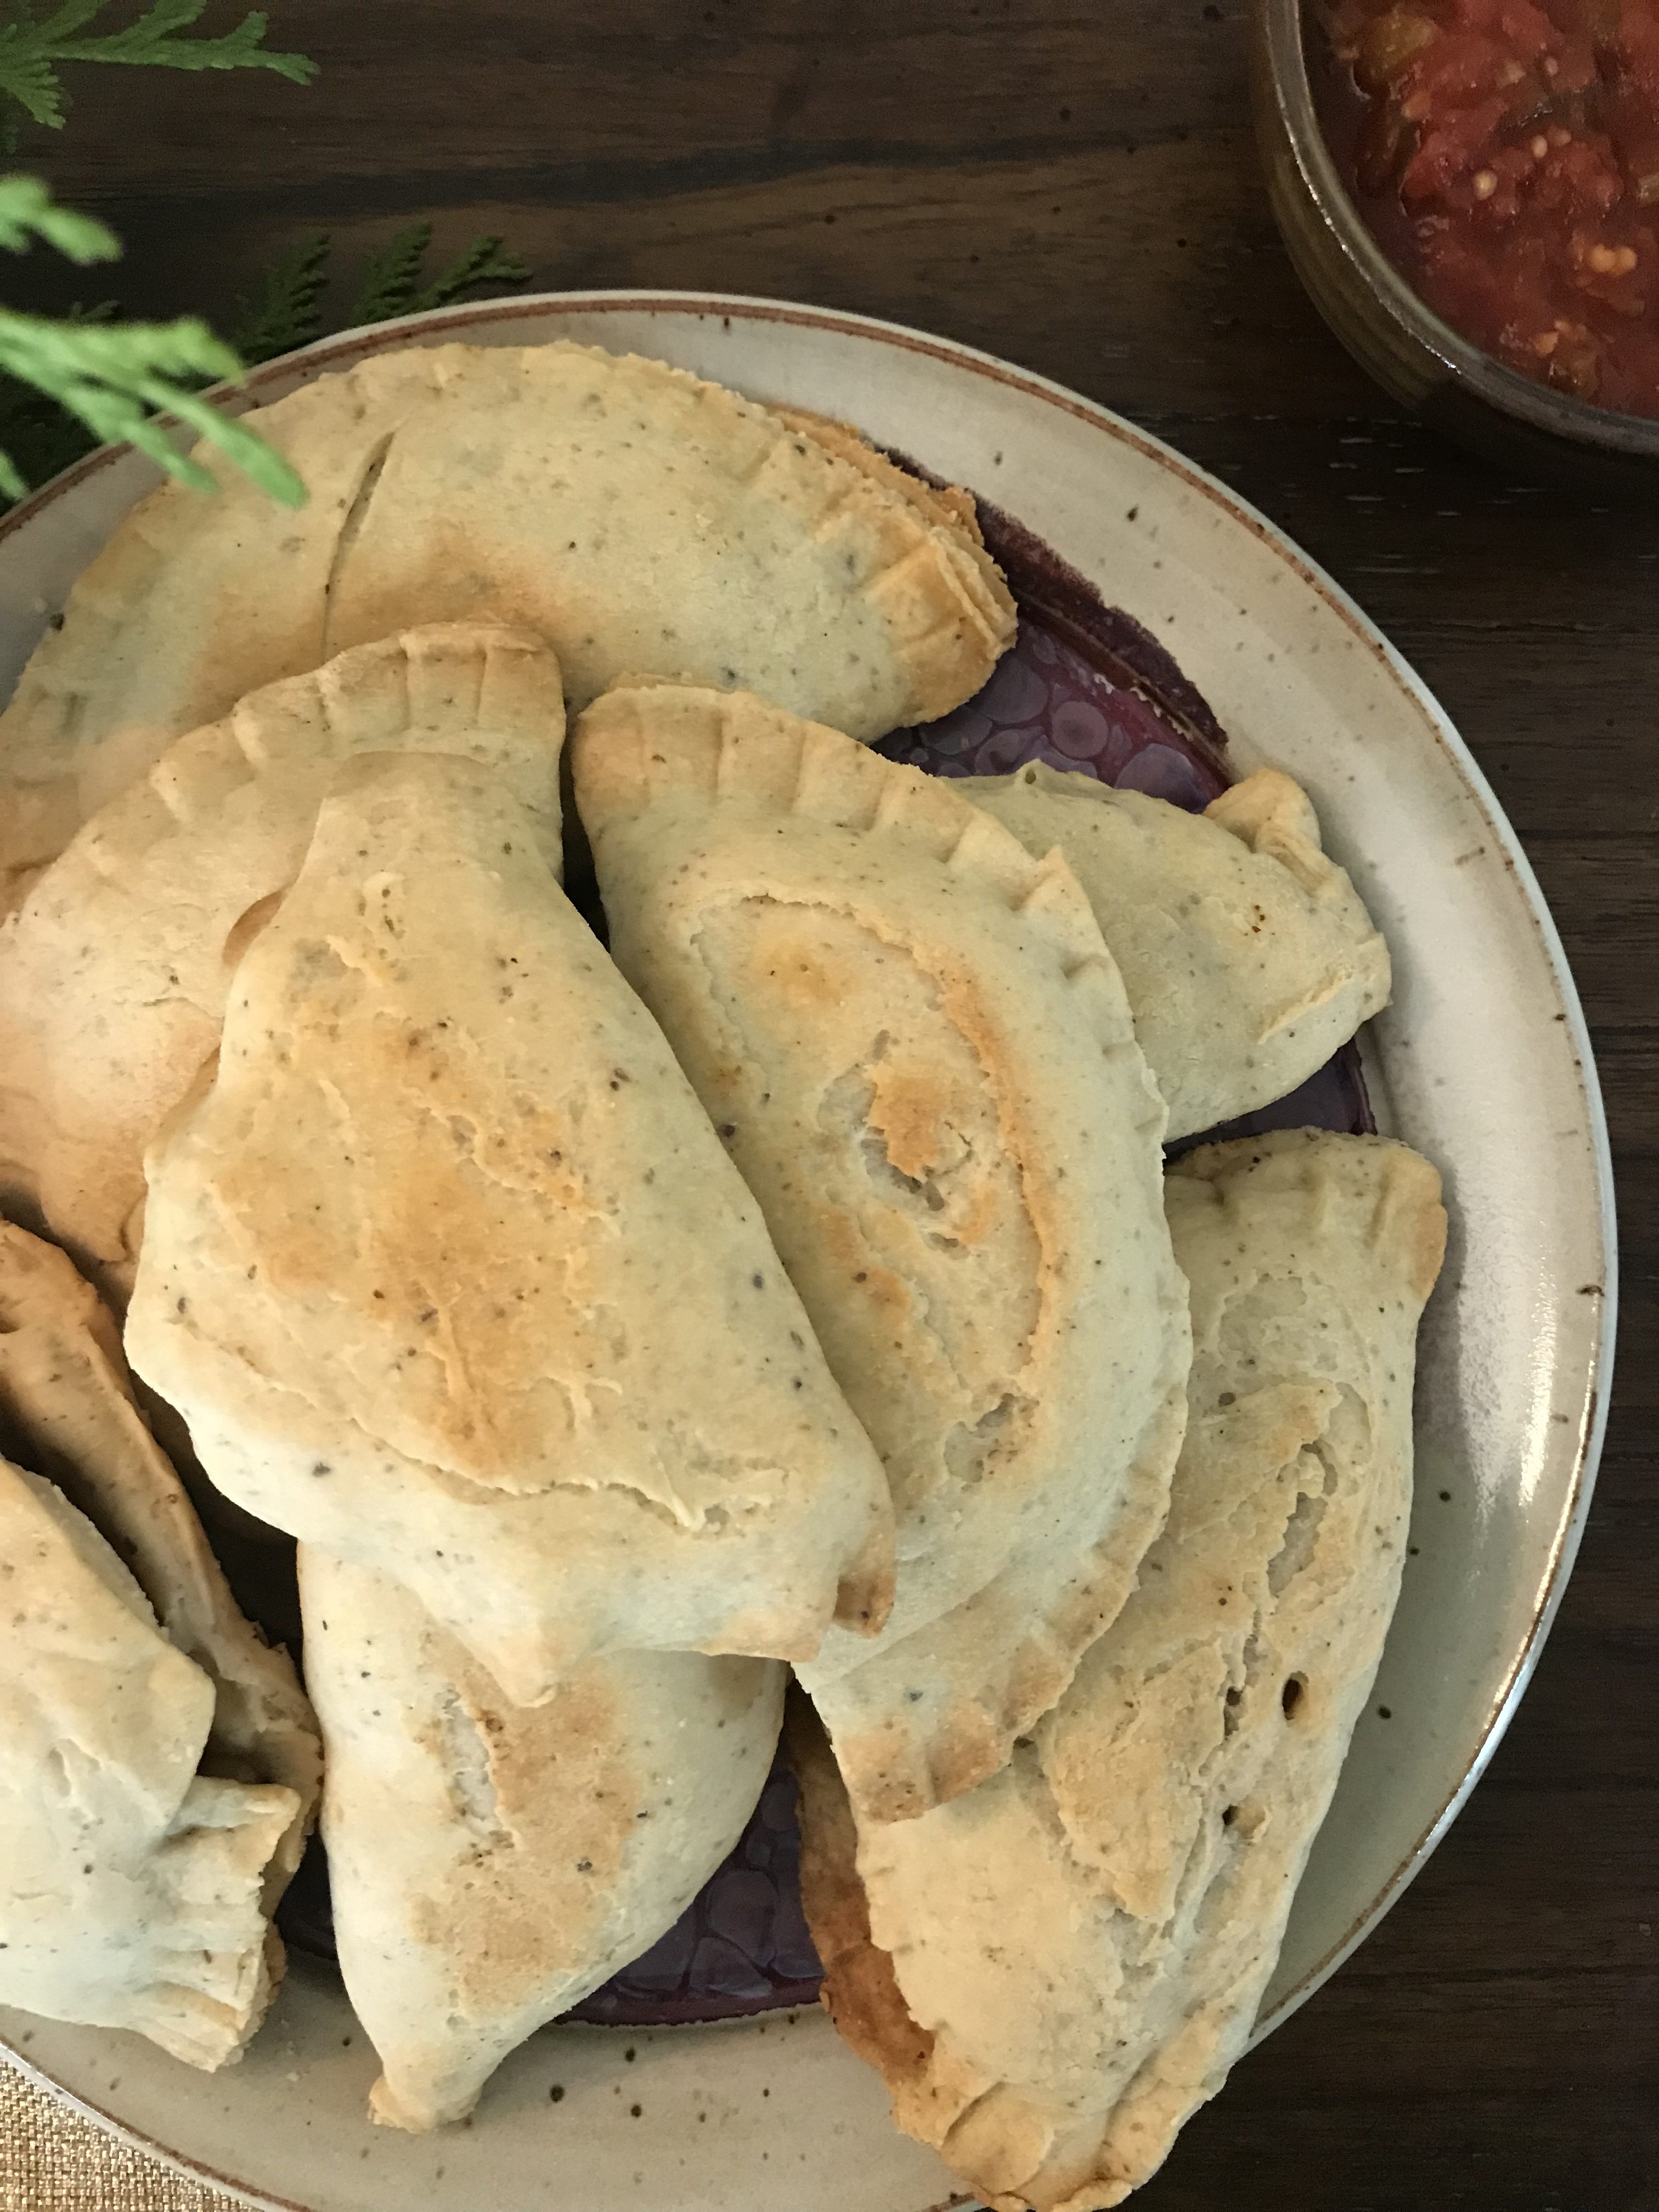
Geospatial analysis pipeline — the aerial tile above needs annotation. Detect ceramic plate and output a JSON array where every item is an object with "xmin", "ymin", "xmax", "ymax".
[{"xmin": 0, "ymin": 294, "xmax": 1615, "ymax": 2212}]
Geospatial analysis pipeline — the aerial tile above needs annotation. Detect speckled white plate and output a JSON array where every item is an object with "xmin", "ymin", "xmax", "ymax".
[{"xmin": 0, "ymin": 294, "xmax": 1615, "ymax": 2212}]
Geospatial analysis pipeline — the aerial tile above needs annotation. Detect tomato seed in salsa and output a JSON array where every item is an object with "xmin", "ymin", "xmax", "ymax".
[{"xmin": 1318, "ymin": 0, "xmax": 1659, "ymax": 416}]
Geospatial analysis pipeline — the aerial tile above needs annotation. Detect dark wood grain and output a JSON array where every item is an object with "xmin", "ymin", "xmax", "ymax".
[{"xmin": 8, "ymin": 3, "xmax": 1657, "ymax": 2207}]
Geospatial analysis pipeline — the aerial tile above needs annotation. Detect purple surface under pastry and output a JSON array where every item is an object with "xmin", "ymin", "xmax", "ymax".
[
  {"xmin": 568, "ymin": 1764, "xmax": 822, "ymax": 2027},
  {"xmin": 275, "ymin": 506, "xmax": 1374, "ymax": 2027},
  {"xmin": 880, "ymin": 613, "xmax": 1227, "ymax": 808}
]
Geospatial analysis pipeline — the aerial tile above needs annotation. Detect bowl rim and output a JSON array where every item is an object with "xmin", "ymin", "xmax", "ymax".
[
  {"xmin": 1257, "ymin": 0, "xmax": 1659, "ymax": 454},
  {"xmin": 0, "ymin": 284, "xmax": 1618, "ymax": 2210}
]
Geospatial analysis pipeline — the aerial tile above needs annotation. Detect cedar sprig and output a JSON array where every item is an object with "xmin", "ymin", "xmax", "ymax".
[
  {"xmin": 0, "ymin": 1, "xmax": 315, "ymax": 148},
  {"xmin": 0, "ymin": 166, "xmax": 115, "ymax": 255},
  {"xmin": 0, "ymin": 300, "xmax": 304, "ymax": 501},
  {"xmin": 0, "ymin": 192, "xmax": 533, "ymax": 505},
  {"xmin": 0, "ymin": 291, "xmax": 111, "ymax": 483},
  {"xmin": 346, "ymin": 222, "xmax": 530, "ymax": 329},
  {"xmin": 0, "ymin": 172, "xmax": 303, "ymax": 504},
  {"xmin": 227, "ymin": 225, "xmax": 532, "ymax": 368},
  {"xmin": 225, "ymin": 227, "xmax": 329, "ymax": 362}
]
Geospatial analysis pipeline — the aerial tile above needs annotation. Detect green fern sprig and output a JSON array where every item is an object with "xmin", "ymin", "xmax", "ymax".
[
  {"xmin": 0, "ymin": 2, "xmax": 315, "ymax": 145},
  {"xmin": 0, "ymin": 193, "xmax": 533, "ymax": 505},
  {"xmin": 0, "ymin": 174, "xmax": 302, "ymax": 504},
  {"xmin": 408, "ymin": 232, "xmax": 529, "ymax": 314},
  {"xmin": 0, "ymin": 167, "xmax": 116, "ymax": 256},
  {"xmin": 347, "ymin": 223, "xmax": 530, "ymax": 328},
  {"xmin": 0, "ymin": 302, "xmax": 303, "ymax": 501},
  {"xmin": 0, "ymin": 290, "xmax": 111, "ymax": 483},
  {"xmin": 226, "ymin": 227, "xmax": 328, "ymax": 362},
  {"xmin": 345, "ymin": 222, "xmax": 434, "ymax": 329},
  {"xmin": 225, "ymin": 227, "xmax": 533, "ymax": 370}
]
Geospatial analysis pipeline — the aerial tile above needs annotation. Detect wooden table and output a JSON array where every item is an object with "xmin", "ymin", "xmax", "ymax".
[{"xmin": 8, "ymin": 3, "xmax": 1656, "ymax": 2207}]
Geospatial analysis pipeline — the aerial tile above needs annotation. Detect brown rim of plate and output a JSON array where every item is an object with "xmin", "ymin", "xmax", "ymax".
[{"xmin": 0, "ymin": 289, "xmax": 1615, "ymax": 2212}]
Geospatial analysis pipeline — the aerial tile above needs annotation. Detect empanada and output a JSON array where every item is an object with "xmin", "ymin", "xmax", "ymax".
[
  {"xmin": 126, "ymin": 751, "xmax": 894, "ymax": 1699},
  {"xmin": 574, "ymin": 684, "xmax": 1191, "ymax": 1821},
  {"xmin": 300, "ymin": 1546, "xmax": 784, "ymax": 2130},
  {"xmin": 0, "ymin": 341, "xmax": 1014, "ymax": 912},
  {"xmin": 794, "ymin": 1129, "xmax": 1446, "ymax": 2211},
  {"xmin": 960, "ymin": 763, "xmax": 1390, "ymax": 1138},
  {"xmin": 0, "ymin": 1454, "xmax": 300, "ymax": 2069},
  {"xmin": 0, "ymin": 1217, "xmax": 318, "ymax": 1887},
  {"xmin": 0, "ymin": 620, "xmax": 564, "ymax": 1289}
]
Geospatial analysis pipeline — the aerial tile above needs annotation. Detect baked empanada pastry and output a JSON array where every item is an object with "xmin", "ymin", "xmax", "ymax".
[
  {"xmin": 960, "ymin": 763, "xmax": 1390, "ymax": 1138},
  {"xmin": 574, "ymin": 684, "xmax": 1191, "ymax": 1822},
  {"xmin": 0, "ymin": 1453, "xmax": 300, "ymax": 2069},
  {"xmin": 300, "ymin": 1546, "xmax": 784, "ymax": 2130},
  {"xmin": 0, "ymin": 340, "xmax": 1014, "ymax": 912},
  {"xmin": 794, "ymin": 1129, "xmax": 1446, "ymax": 2211},
  {"xmin": 0, "ymin": 620, "xmax": 564, "ymax": 1290},
  {"xmin": 0, "ymin": 1217, "xmax": 318, "ymax": 1887},
  {"xmin": 126, "ymin": 751, "xmax": 893, "ymax": 1700}
]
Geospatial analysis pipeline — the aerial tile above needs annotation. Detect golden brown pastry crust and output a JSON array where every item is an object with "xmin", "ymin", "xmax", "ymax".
[
  {"xmin": 0, "ymin": 620, "xmax": 564, "ymax": 1289},
  {"xmin": 961, "ymin": 763, "xmax": 1391, "ymax": 1139},
  {"xmin": 575, "ymin": 683, "xmax": 1190, "ymax": 1822},
  {"xmin": 796, "ymin": 1130, "xmax": 1446, "ymax": 2211},
  {"xmin": 127, "ymin": 750, "xmax": 894, "ymax": 1699},
  {"xmin": 0, "ymin": 1217, "xmax": 319, "ymax": 1892},
  {"xmin": 0, "ymin": 342, "xmax": 1014, "ymax": 913},
  {"xmin": 303, "ymin": 1548, "xmax": 784, "ymax": 2130},
  {"xmin": 786, "ymin": 1691, "xmax": 936, "ymax": 2096},
  {"xmin": 0, "ymin": 1454, "xmax": 298, "ymax": 2069}
]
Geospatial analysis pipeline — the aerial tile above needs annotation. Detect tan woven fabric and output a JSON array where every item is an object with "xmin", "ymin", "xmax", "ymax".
[{"xmin": 1, "ymin": 2056, "xmax": 242, "ymax": 2211}]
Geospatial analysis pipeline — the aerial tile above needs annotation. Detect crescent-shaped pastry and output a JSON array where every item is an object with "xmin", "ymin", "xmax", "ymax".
[
  {"xmin": 0, "ymin": 1217, "xmax": 318, "ymax": 1887},
  {"xmin": 959, "ymin": 763, "xmax": 1391, "ymax": 1139},
  {"xmin": 126, "ymin": 750, "xmax": 894, "ymax": 1699},
  {"xmin": 0, "ymin": 621, "xmax": 564, "ymax": 1293},
  {"xmin": 300, "ymin": 1546, "xmax": 785, "ymax": 2130},
  {"xmin": 0, "ymin": 1454, "xmax": 300, "ymax": 2069},
  {"xmin": 0, "ymin": 340, "xmax": 1014, "ymax": 912},
  {"xmin": 573, "ymin": 684, "xmax": 1191, "ymax": 1822},
  {"xmin": 793, "ymin": 1130, "xmax": 1446, "ymax": 2211}
]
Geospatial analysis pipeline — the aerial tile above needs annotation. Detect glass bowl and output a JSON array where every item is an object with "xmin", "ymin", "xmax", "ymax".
[{"xmin": 1251, "ymin": 0, "xmax": 1659, "ymax": 488}]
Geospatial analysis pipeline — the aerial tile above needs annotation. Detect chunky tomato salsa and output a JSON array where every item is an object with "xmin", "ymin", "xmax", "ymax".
[{"xmin": 1319, "ymin": 0, "xmax": 1659, "ymax": 416}]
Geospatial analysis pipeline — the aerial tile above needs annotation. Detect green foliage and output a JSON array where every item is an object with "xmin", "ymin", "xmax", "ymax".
[
  {"xmin": 0, "ymin": 370, "xmax": 92, "ymax": 484},
  {"xmin": 0, "ymin": 174, "xmax": 304, "ymax": 505},
  {"xmin": 0, "ymin": 289, "xmax": 109, "ymax": 483},
  {"xmin": 342, "ymin": 221, "xmax": 432, "ymax": 330},
  {"xmin": 0, "ymin": 301, "xmax": 304, "ymax": 501},
  {"xmin": 0, "ymin": 178, "xmax": 532, "ymax": 507},
  {"xmin": 223, "ymin": 224, "xmax": 532, "ymax": 369},
  {"xmin": 224, "ymin": 227, "xmax": 328, "ymax": 362},
  {"xmin": 0, "ymin": 11, "xmax": 324, "ymax": 506},
  {"xmin": 346, "ymin": 222, "xmax": 529, "ymax": 328},
  {"xmin": 406, "ymin": 230, "xmax": 529, "ymax": 317},
  {"xmin": 0, "ymin": 169, "xmax": 116, "ymax": 257},
  {"xmin": 0, "ymin": 1, "xmax": 315, "ymax": 147}
]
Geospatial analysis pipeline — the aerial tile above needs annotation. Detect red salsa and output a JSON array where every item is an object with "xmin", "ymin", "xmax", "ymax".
[{"xmin": 1318, "ymin": 0, "xmax": 1659, "ymax": 415}]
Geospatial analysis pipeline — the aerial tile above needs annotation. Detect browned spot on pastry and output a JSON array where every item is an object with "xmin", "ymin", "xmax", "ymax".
[
  {"xmin": 786, "ymin": 1690, "xmax": 935, "ymax": 2091},
  {"xmin": 409, "ymin": 1666, "xmax": 630, "ymax": 2011}
]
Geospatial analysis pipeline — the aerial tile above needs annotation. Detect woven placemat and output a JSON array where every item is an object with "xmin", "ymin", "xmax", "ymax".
[{"xmin": 1, "ymin": 2056, "xmax": 243, "ymax": 2212}]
